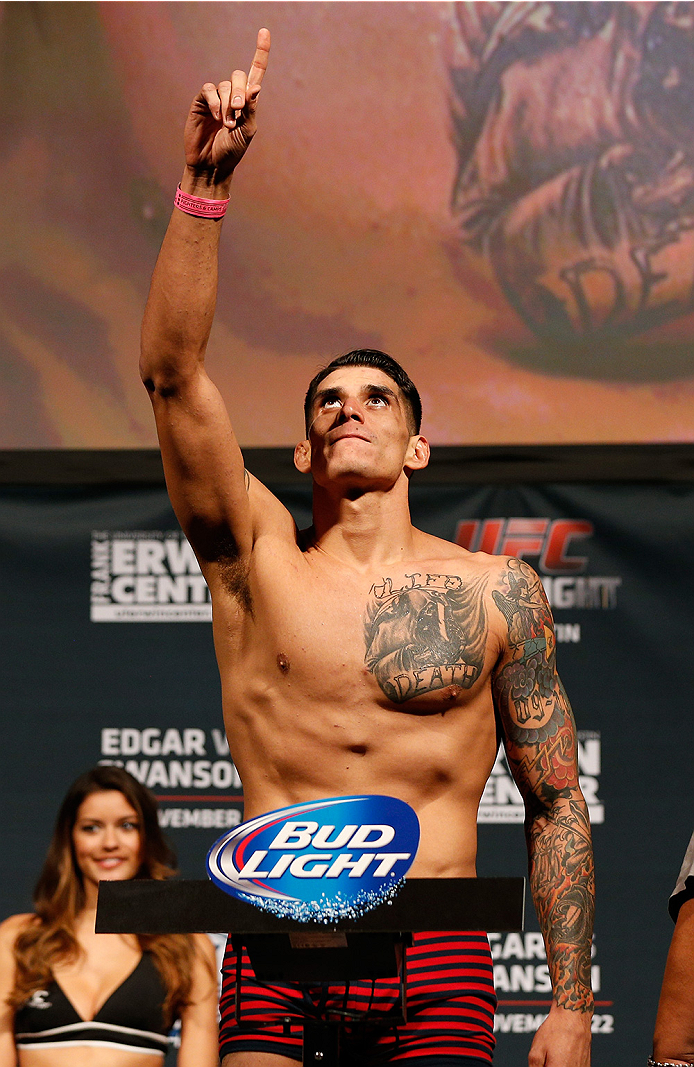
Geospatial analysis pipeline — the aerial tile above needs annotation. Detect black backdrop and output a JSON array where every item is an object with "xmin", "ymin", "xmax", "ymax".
[{"xmin": 1, "ymin": 449, "xmax": 692, "ymax": 1066}]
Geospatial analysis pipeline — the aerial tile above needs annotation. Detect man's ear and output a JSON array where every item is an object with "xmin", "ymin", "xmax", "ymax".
[
  {"xmin": 294, "ymin": 439, "xmax": 311, "ymax": 474},
  {"xmin": 404, "ymin": 435, "xmax": 430, "ymax": 473}
]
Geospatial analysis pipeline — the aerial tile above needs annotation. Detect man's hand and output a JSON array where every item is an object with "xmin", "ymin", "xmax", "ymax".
[
  {"xmin": 528, "ymin": 1004, "xmax": 591, "ymax": 1067},
  {"xmin": 183, "ymin": 28, "xmax": 270, "ymax": 186}
]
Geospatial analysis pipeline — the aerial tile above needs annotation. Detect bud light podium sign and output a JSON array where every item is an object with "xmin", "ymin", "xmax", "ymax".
[{"xmin": 207, "ymin": 795, "xmax": 420, "ymax": 922}]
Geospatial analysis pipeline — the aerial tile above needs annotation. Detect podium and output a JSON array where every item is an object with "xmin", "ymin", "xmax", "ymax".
[{"xmin": 97, "ymin": 877, "xmax": 524, "ymax": 1066}]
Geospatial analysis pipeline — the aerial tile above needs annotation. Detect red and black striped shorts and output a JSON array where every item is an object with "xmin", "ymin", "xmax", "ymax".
[{"xmin": 219, "ymin": 931, "xmax": 496, "ymax": 1065}]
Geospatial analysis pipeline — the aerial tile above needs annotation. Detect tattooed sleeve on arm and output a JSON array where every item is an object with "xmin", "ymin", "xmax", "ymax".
[{"xmin": 492, "ymin": 558, "xmax": 595, "ymax": 1013}]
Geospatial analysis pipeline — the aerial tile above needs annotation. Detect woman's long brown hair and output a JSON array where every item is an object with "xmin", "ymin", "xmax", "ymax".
[{"xmin": 8, "ymin": 766, "xmax": 207, "ymax": 1026}]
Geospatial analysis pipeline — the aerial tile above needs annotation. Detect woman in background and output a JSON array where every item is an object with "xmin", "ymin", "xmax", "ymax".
[{"xmin": 0, "ymin": 766, "xmax": 218, "ymax": 1066}]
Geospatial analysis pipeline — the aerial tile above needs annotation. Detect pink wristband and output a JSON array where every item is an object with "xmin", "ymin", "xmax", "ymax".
[{"xmin": 174, "ymin": 184, "xmax": 229, "ymax": 219}]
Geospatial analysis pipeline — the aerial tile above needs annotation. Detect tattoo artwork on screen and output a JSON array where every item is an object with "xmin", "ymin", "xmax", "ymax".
[
  {"xmin": 364, "ymin": 572, "xmax": 487, "ymax": 704},
  {"xmin": 450, "ymin": 1, "xmax": 694, "ymax": 378},
  {"xmin": 492, "ymin": 558, "xmax": 594, "ymax": 1013}
]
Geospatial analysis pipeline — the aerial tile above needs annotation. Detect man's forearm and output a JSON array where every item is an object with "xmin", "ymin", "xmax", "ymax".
[
  {"xmin": 527, "ymin": 793, "xmax": 595, "ymax": 1012},
  {"xmin": 653, "ymin": 897, "xmax": 694, "ymax": 1063},
  {"xmin": 141, "ymin": 39, "xmax": 267, "ymax": 390},
  {"xmin": 140, "ymin": 169, "xmax": 231, "ymax": 389}
]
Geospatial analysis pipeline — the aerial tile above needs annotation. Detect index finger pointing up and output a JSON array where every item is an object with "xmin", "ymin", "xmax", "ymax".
[{"xmin": 248, "ymin": 27, "xmax": 270, "ymax": 88}]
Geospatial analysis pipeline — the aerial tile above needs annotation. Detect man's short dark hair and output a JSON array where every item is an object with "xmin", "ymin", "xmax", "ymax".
[{"xmin": 304, "ymin": 350, "xmax": 422, "ymax": 436}]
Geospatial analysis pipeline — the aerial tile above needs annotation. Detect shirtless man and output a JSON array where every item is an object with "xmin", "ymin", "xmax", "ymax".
[{"xmin": 140, "ymin": 30, "xmax": 594, "ymax": 1067}]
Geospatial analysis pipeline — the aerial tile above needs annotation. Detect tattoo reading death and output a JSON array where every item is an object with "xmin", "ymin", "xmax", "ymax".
[
  {"xmin": 364, "ymin": 572, "xmax": 487, "ymax": 703},
  {"xmin": 492, "ymin": 558, "xmax": 594, "ymax": 1013}
]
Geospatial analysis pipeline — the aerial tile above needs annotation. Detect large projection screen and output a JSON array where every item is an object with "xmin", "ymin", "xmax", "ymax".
[{"xmin": 1, "ymin": 0, "xmax": 694, "ymax": 448}]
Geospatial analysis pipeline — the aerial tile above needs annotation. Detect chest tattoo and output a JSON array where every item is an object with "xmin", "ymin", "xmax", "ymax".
[{"xmin": 364, "ymin": 572, "xmax": 488, "ymax": 703}]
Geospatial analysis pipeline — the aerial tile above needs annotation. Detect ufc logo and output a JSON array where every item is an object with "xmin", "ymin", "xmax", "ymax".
[{"xmin": 455, "ymin": 518, "xmax": 593, "ymax": 574}]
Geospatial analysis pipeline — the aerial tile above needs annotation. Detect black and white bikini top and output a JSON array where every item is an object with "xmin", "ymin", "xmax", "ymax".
[{"xmin": 14, "ymin": 952, "xmax": 170, "ymax": 1056}]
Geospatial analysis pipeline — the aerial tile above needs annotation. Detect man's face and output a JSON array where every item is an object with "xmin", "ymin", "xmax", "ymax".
[{"xmin": 297, "ymin": 366, "xmax": 421, "ymax": 489}]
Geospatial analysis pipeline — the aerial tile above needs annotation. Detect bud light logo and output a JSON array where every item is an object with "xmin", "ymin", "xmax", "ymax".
[{"xmin": 207, "ymin": 795, "xmax": 420, "ymax": 923}]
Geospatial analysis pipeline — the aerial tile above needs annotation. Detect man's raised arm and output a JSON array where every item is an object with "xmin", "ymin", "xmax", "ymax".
[
  {"xmin": 140, "ymin": 31, "xmax": 274, "ymax": 568},
  {"xmin": 491, "ymin": 558, "xmax": 594, "ymax": 1067}
]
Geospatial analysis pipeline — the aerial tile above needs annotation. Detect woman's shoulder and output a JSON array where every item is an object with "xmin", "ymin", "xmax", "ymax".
[
  {"xmin": 0, "ymin": 914, "xmax": 36, "ymax": 974},
  {"xmin": 0, "ymin": 914, "xmax": 37, "ymax": 946}
]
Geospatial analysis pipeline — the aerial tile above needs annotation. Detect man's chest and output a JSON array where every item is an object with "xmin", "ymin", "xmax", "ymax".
[{"xmin": 241, "ymin": 557, "xmax": 503, "ymax": 708}]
